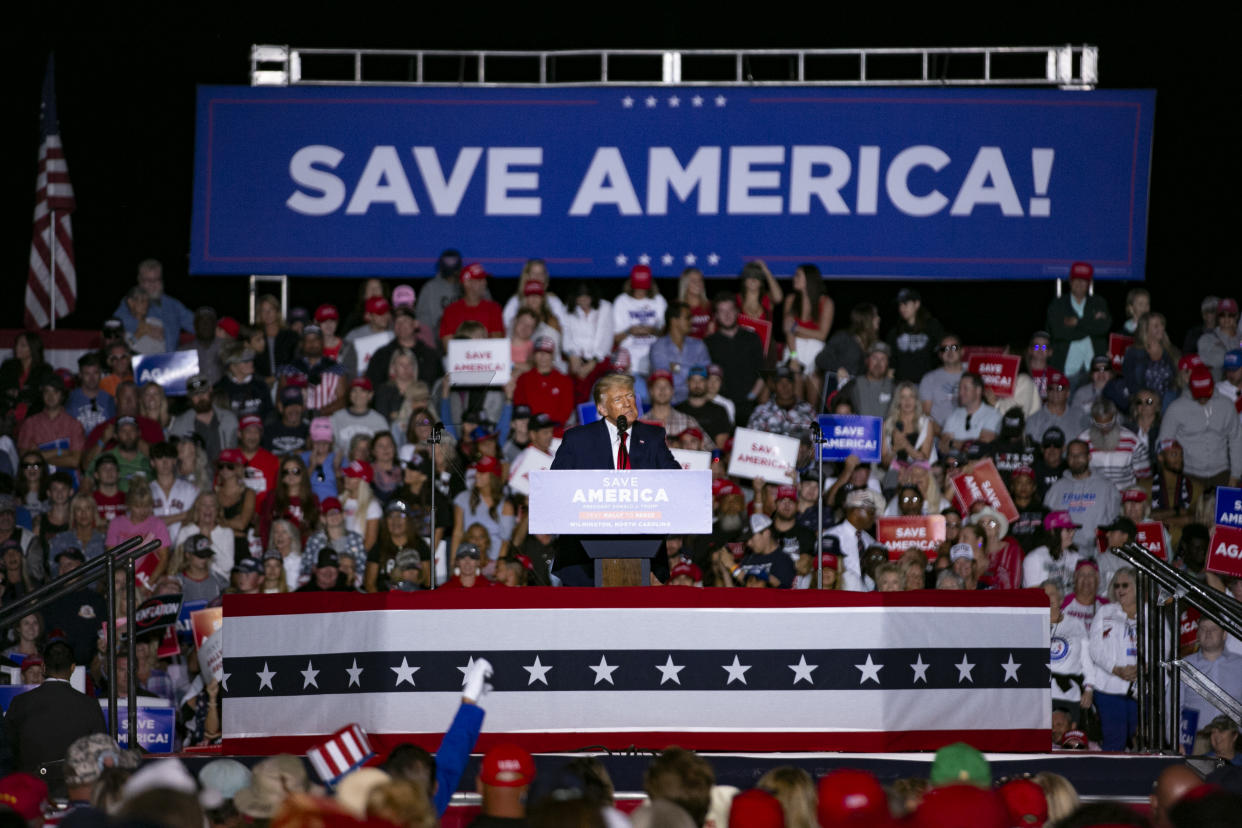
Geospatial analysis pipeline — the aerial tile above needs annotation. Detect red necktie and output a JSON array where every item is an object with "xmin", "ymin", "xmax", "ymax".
[{"xmin": 618, "ymin": 431, "xmax": 631, "ymax": 470}]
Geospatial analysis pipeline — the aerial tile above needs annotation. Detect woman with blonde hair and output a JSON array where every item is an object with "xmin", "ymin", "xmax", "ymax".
[
  {"xmin": 502, "ymin": 258, "xmax": 567, "ymax": 330},
  {"xmin": 175, "ymin": 492, "xmax": 235, "ymax": 579},
  {"xmin": 677, "ymin": 267, "xmax": 713, "ymax": 339},
  {"xmin": 138, "ymin": 382, "xmax": 172, "ymax": 434},
  {"xmin": 881, "ymin": 381, "xmax": 934, "ymax": 469},
  {"xmin": 268, "ymin": 519, "xmax": 303, "ymax": 590},
  {"xmin": 105, "ymin": 485, "xmax": 173, "ymax": 580},
  {"xmin": 755, "ymin": 766, "xmax": 816, "ymax": 828},
  {"xmin": 1032, "ymin": 771, "xmax": 1079, "ymax": 824},
  {"xmin": 341, "ymin": 460, "xmax": 381, "ymax": 549},
  {"xmin": 261, "ymin": 549, "xmax": 291, "ymax": 593}
]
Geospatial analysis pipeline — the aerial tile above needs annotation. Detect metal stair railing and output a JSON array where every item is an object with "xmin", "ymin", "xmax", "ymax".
[
  {"xmin": 1108, "ymin": 541, "xmax": 1242, "ymax": 752},
  {"xmin": 0, "ymin": 535, "xmax": 163, "ymax": 744}
]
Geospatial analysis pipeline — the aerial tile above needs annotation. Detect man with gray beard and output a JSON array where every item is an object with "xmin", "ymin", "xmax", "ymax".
[
  {"xmin": 1044, "ymin": 439, "xmax": 1121, "ymax": 551},
  {"xmin": 1077, "ymin": 398, "xmax": 1149, "ymax": 491}
]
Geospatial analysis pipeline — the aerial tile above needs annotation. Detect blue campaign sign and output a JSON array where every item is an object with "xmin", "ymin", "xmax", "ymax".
[
  {"xmin": 177, "ymin": 599, "xmax": 209, "ymax": 641},
  {"xmin": 1215, "ymin": 487, "xmax": 1242, "ymax": 528},
  {"xmin": 100, "ymin": 703, "xmax": 177, "ymax": 753},
  {"xmin": 818, "ymin": 415, "xmax": 883, "ymax": 463},
  {"xmin": 577, "ymin": 402, "xmax": 599, "ymax": 425},
  {"xmin": 131, "ymin": 351, "xmax": 200, "ymax": 396},
  {"xmin": 191, "ymin": 86, "xmax": 1154, "ymax": 281}
]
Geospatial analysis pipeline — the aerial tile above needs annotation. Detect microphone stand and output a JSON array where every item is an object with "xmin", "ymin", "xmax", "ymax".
[
  {"xmin": 428, "ymin": 422, "xmax": 443, "ymax": 589},
  {"xmin": 810, "ymin": 420, "xmax": 827, "ymax": 589}
]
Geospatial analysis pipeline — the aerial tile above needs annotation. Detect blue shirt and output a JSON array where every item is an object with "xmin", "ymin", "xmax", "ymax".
[
  {"xmin": 114, "ymin": 293, "xmax": 196, "ymax": 352},
  {"xmin": 66, "ymin": 388, "xmax": 115, "ymax": 436},
  {"xmin": 648, "ymin": 335, "xmax": 711, "ymax": 404}
]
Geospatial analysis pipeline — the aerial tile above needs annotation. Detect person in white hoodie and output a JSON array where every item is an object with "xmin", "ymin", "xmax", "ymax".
[{"xmin": 1087, "ymin": 566, "xmax": 1140, "ymax": 750}]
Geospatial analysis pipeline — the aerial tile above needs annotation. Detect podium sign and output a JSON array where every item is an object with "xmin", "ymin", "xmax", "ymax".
[{"xmin": 529, "ymin": 469, "xmax": 711, "ymax": 535}]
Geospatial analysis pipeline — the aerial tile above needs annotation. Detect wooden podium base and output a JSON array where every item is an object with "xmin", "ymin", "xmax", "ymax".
[{"xmin": 599, "ymin": 558, "xmax": 644, "ymax": 587}]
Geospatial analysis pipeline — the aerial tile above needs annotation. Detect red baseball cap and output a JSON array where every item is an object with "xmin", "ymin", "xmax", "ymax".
[
  {"xmin": 648, "ymin": 370, "xmax": 674, "ymax": 387},
  {"xmin": 350, "ymin": 377, "xmax": 373, "ymax": 392},
  {"xmin": 239, "ymin": 414, "xmax": 263, "ymax": 431},
  {"xmin": 714, "ymin": 480, "xmax": 742, "ymax": 500},
  {"xmin": 1010, "ymin": 465, "xmax": 1035, "ymax": 481},
  {"xmin": 1178, "ymin": 353, "xmax": 1205, "ymax": 372},
  {"xmin": 816, "ymin": 770, "xmax": 894, "ymax": 826},
  {"xmin": 1068, "ymin": 261, "xmax": 1093, "ymax": 282},
  {"xmin": 460, "ymin": 263, "xmax": 489, "ymax": 283},
  {"xmin": 1190, "ymin": 365, "xmax": 1215, "ymax": 399},
  {"xmin": 0, "ymin": 772, "xmax": 48, "ymax": 821},
  {"xmin": 775, "ymin": 484, "xmax": 797, "ymax": 502},
  {"xmin": 678, "ymin": 426, "xmax": 704, "ymax": 442},
  {"xmin": 1043, "ymin": 511, "xmax": 1080, "ymax": 531},
  {"xmin": 523, "ymin": 280, "xmax": 545, "ymax": 296},
  {"xmin": 314, "ymin": 304, "xmax": 339, "ymax": 322},
  {"xmin": 217, "ymin": 317, "xmax": 241, "ymax": 339},
  {"xmin": 997, "ymin": 778, "xmax": 1048, "ymax": 826},
  {"xmin": 912, "ymin": 784, "xmax": 1010, "ymax": 828},
  {"xmin": 629, "ymin": 264, "xmax": 653, "ymax": 290},
  {"xmin": 342, "ymin": 460, "xmax": 374, "ymax": 482},
  {"xmin": 668, "ymin": 561, "xmax": 702, "ymax": 582},
  {"xmin": 364, "ymin": 296, "xmax": 390, "ymax": 316},
  {"xmin": 729, "ymin": 789, "xmax": 784, "ymax": 828},
  {"xmin": 1218, "ymin": 297, "xmax": 1239, "ymax": 315},
  {"xmin": 479, "ymin": 743, "xmax": 535, "ymax": 787},
  {"xmin": 217, "ymin": 448, "xmax": 247, "ymax": 466},
  {"xmin": 1045, "ymin": 370, "xmax": 1069, "ymax": 389},
  {"xmin": 320, "ymin": 497, "xmax": 343, "ymax": 513},
  {"xmin": 1122, "ymin": 487, "xmax": 1148, "ymax": 504},
  {"xmin": 473, "ymin": 455, "xmax": 503, "ymax": 477}
]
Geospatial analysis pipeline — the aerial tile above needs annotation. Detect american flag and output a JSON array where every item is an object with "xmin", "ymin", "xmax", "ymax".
[
  {"xmin": 25, "ymin": 55, "xmax": 77, "ymax": 329},
  {"xmin": 221, "ymin": 589, "xmax": 1050, "ymax": 756}
]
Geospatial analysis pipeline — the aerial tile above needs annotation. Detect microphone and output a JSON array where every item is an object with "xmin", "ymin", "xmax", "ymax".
[{"xmin": 616, "ymin": 415, "xmax": 629, "ymax": 433}]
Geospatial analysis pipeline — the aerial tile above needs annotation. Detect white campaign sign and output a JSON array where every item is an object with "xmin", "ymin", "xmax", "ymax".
[
  {"xmin": 353, "ymin": 331, "xmax": 394, "ymax": 374},
  {"xmin": 726, "ymin": 427, "xmax": 800, "ymax": 484},
  {"xmin": 447, "ymin": 339, "xmax": 512, "ymax": 386},
  {"xmin": 508, "ymin": 446, "xmax": 557, "ymax": 496},
  {"xmin": 671, "ymin": 448, "xmax": 712, "ymax": 471}
]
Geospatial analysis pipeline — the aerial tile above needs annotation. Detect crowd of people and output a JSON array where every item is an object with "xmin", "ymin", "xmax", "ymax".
[{"xmin": 1, "ymin": 253, "xmax": 1241, "ymax": 765}]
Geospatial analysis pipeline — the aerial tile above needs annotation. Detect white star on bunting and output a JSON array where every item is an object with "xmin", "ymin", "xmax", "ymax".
[
  {"xmin": 707, "ymin": 253, "xmax": 720, "ymax": 266},
  {"xmin": 524, "ymin": 655, "xmax": 553, "ymax": 686},
  {"xmin": 457, "ymin": 657, "xmax": 480, "ymax": 677},
  {"xmin": 589, "ymin": 656, "xmax": 619, "ymax": 686},
  {"xmin": 715, "ymin": 95, "xmax": 727, "ymax": 107},
  {"xmin": 722, "ymin": 655, "xmax": 751, "ymax": 685},
  {"xmin": 638, "ymin": 253, "xmax": 651, "ymax": 265},
  {"xmin": 1001, "ymin": 654, "xmax": 1021, "ymax": 683},
  {"xmin": 346, "ymin": 659, "xmax": 364, "ymax": 688},
  {"xmin": 656, "ymin": 655, "xmax": 685, "ymax": 686},
  {"xmin": 955, "ymin": 654, "xmax": 975, "ymax": 684},
  {"xmin": 691, "ymin": 95, "xmax": 704, "ymax": 107},
  {"xmin": 856, "ymin": 654, "xmax": 883, "ymax": 685},
  {"xmin": 392, "ymin": 657, "xmax": 419, "ymax": 687},
  {"xmin": 221, "ymin": 672, "xmax": 230, "ymax": 692},
  {"xmin": 256, "ymin": 662, "xmax": 276, "ymax": 691},
  {"xmin": 684, "ymin": 253, "xmax": 697, "ymax": 265},
  {"xmin": 615, "ymin": 254, "xmax": 628, "ymax": 266},
  {"xmin": 788, "ymin": 655, "xmax": 817, "ymax": 685},
  {"xmin": 661, "ymin": 253, "xmax": 674, "ymax": 266},
  {"xmin": 300, "ymin": 660, "xmax": 319, "ymax": 689},
  {"xmin": 622, "ymin": 96, "xmax": 634, "ymax": 108},
  {"xmin": 668, "ymin": 95, "xmax": 680, "ymax": 107},
  {"xmin": 645, "ymin": 96, "xmax": 658, "ymax": 108},
  {"xmin": 910, "ymin": 654, "xmax": 930, "ymax": 684}
]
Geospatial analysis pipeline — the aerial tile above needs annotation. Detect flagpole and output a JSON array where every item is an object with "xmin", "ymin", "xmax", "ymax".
[{"xmin": 47, "ymin": 207, "xmax": 56, "ymax": 330}]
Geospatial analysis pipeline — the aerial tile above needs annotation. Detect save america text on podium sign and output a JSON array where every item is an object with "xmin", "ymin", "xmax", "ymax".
[{"xmin": 528, "ymin": 469, "xmax": 711, "ymax": 534}]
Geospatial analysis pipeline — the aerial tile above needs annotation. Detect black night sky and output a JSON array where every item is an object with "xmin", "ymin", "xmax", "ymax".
[{"xmin": 4, "ymin": 6, "xmax": 1239, "ymax": 348}]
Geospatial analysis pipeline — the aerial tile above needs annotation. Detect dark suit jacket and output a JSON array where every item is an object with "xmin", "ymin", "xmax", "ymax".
[
  {"xmin": 550, "ymin": 418, "xmax": 680, "ymax": 472},
  {"xmin": 1046, "ymin": 294, "xmax": 1112, "ymax": 371},
  {"xmin": 2, "ymin": 679, "xmax": 107, "ymax": 775},
  {"xmin": 548, "ymin": 419, "xmax": 681, "ymax": 574}
]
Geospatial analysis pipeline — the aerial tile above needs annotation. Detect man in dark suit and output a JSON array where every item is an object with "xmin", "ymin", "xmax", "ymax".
[
  {"xmin": 2, "ymin": 636, "xmax": 106, "ymax": 784},
  {"xmin": 550, "ymin": 373, "xmax": 681, "ymax": 584}
]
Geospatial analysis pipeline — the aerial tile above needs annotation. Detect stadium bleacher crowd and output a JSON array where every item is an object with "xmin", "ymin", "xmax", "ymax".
[{"xmin": 2, "ymin": 253, "xmax": 1242, "ymax": 825}]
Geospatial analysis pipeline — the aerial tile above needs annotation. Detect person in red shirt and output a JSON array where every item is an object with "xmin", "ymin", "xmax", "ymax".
[
  {"xmin": 513, "ymin": 336, "xmax": 574, "ymax": 432},
  {"xmin": 91, "ymin": 454, "xmax": 126, "ymax": 526},
  {"xmin": 438, "ymin": 263, "xmax": 505, "ymax": 345},
  {"xmin": 236, "ymin": 415, "xmax": 278, "ymax": 509},
  {"xmin": 440, "ymin": 542, "xmax": 493, "ymax": 589}
]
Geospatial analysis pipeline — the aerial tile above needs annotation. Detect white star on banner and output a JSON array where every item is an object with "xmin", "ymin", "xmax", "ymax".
[
  {"xmin": 788, "ymin": 655, "xmax": 818, "ymax": 685},
  {"xmin": 1002, "ymin": 654, "xmax": 1021, "ymax": 683},
  {"xmin": 706, "ymin": 253, "xmax": 720, "ymax": 266},
  {"xmin": 856, "ymin": 654, "xmax": 883, "ymax": 685},
  {"xmin": 300, "ymin": 660, "xmax": 319, "ymax": 689},
  {"xmin": 910, "ymin": 654, "xmax": 930, "ymax": 684},
  {"xmin": 615, "ymin": 253, "xmax": 628, "ymax": 266},
  {"xmin": 691, "ymin": 95, "xmax": 704, "ymax": 107},
  {"xmin": 645, "ymin": 96, "xmax": 658, "ymax": 108},
  {"xmin": 656, "ymin": 655, "xmax": 685, "ymax": 685},
  {"xmin": 684, "ymin": 253, "xmax": 697, "ymax": 265},
  {"xmin": 221, "ymin": 672, "xmax": 230, "ymax": 692},
  {"xmin": 524, "ymin": 655, "xmax": 553, "ymax": 686},
  {"xmin": 622, "ymin": 96, "xmax": 634, "ymax": 108},
  {"xmin": 955, "ymin": 654, "xmax": 975, "ymax": 684},
  {"xmin": 256, "ymin": 662, "xmax": 276, "ymax": 691},
  {"xmin": 457, "ymin": 657, "xmax": 480, "ymax": 677},
  {"xmin": 346, "ymin": 659, "xmax": 364, "ymax": 688},
  {"xmin": 715, "ymin": 95, "xmax": 727, "ymax": 107},
  {"xmin": 668, "ymin": 95, "xmax": 681, "ymax": 107},
  {"xmin": 392, "ymin": 657, "xmax": 419, "ymax": 687},
  {"xmin": 722, "ymin": 655, "xmax": 751, "ymax": 685},
  {"xmin": 638, "ymin": 253, "xmax": 651, "ymax": 265},
  {"xmin": 590, "ymin": 656, "xmax": 619, "ymax": 686},
  {"xmin": 661, "ymin": 253, "xmax": 674, "ymax": 266}
]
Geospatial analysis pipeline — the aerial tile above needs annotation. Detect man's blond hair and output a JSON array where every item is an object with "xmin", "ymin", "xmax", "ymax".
[{"xmin": 593, "ymin": 372, "xmax": 635, "ymax": 408}]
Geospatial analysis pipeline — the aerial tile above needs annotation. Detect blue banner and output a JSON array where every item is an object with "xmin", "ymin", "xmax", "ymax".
[
  {"xmin": 818, "ymin": 415, "xmax": 883, "ymax": 462},
  {"xmin": 191, "ymin": 86, "xmax": 1154, "ymax": 281},
  {"xmin": 131, "ymin": 351, "xmax": 200, "ymax": 396},
  {"xmin": 100, "ymin": 702, "xmax": 177, "ymax": 753},
  {"xmin": 1215, "ymin": 486, "xmax": 1242, "ymax": 527}
]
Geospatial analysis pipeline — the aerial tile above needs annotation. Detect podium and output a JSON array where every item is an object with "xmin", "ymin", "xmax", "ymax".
[{"xmin": 529, "ymin": 469, "xmax": 712, "ymax": 586}]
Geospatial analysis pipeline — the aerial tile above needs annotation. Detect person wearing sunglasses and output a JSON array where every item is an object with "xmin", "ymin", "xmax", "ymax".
[
  {"xmin": 936, "ymin": 373, "xmax": 1000, "ymax": 455},
  {"xmin": 918, "ymin": 334, "xmax": 965, "ymax": 427},
  {"xmin": 258, "ymin": 456, "xmax": 321, "ymax": 547},
  {"xmin": 1197, "ymin": 297, "xmax": 1242, "ymax": 380}
]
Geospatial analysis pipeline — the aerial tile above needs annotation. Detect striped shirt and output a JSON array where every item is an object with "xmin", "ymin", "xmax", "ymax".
[{"xmin": 1078, "ymin": 425, "xmax": 1151, "ymax": 491}]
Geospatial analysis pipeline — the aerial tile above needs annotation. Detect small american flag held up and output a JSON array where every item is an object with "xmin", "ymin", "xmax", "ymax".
[
  {"xmin": 25, "ymin": 55, "xmax": 77, "ymax": 329},
  {"xmin": 305, "ymin": 723, "xmax": 375, "ymax": 786}
]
